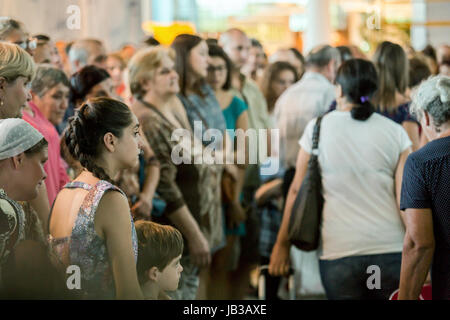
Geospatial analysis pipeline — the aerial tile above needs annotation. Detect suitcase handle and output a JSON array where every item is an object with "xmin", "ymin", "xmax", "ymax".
[{"xmin": 257, "ymin": 265, "xmax": 295, "ymax": 300}]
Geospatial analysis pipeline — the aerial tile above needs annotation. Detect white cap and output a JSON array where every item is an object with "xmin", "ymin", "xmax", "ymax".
[{"xmin": 0, "ymin": 118, "xmax": 44, "ymax": 160}]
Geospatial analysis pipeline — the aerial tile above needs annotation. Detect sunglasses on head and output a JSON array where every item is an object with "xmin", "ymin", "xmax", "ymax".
[{"xmin": 14, "ymin": 37, "xmax": 37, "ymax": 51}]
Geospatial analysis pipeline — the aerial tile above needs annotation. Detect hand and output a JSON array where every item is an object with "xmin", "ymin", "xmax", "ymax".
[
  {"xmin": 187, "ymin": 231, "xmax": 211, "ymax": 269},
  {"xmin": 268, "ymin": 240, "xmax": 291, "ymax": 276},
  {"xmin": 226, "ymin": 201, "xmax": 247, "ymax": 229},
  {"xmin": 131, "ymin": 194, "xmax": 153, "ymax": 219}
]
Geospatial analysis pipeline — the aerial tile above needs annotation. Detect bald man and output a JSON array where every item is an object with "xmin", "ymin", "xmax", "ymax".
[
  {"xmin": 219, "ymin": 28, "xmax": 274, "ymax": 300},
  {"xmin": 219, "ymin": 28, "xmax": 272, "ymax": 149},
  {"xmin": 68, "ymin": 39, "xmax": 107, "ymax": 73}
]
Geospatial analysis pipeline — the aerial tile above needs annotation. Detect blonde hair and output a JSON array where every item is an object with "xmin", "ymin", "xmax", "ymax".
[
  {"xmin": 128, "ymin": 46, "xmax": 176, "ymax": 99},
  {"xmin": 0, "ymin": 41, "xmax": 36, "ymax": 82}
]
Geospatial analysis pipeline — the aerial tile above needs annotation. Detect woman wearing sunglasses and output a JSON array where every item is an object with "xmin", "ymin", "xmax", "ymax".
[{"xmin": 0, "ymin": 17, "xmax": 36, "ymax": 56}]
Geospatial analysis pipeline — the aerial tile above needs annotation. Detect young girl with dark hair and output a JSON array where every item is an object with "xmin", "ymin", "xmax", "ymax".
[
  {"xmin": 48, "ymin": 97, "xmax": 144, "ymax": 299},
  {"xmin": 61, "ymin": 65, "xmax": 159, "ymax": 220},
  {"xmin": 270, "ymin": 59, "xmax": 413, "ymax": 300}
]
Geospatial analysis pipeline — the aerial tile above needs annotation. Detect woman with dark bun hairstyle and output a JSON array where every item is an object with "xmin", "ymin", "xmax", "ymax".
[
  {"xmin": 270, "ymin": 59, "xmax": 413, "ymax": 299},
  {"xmin": 48, "ymin": 97, "xmax": 144, "ymax": 299},
  {"xmin": 61, "ymin": 65, "xmax": 160, "ymax": 220}
]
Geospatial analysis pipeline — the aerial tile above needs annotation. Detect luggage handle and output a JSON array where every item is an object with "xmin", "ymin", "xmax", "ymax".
[{"xmin": 257, "ymin": 265, "xmax": 295, "ymax": 300}]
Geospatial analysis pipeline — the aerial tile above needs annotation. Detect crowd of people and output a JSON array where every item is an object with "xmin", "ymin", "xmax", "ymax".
[{"xmin": 0, "ymin": 15, "xmax": 449, "ymax": 300}]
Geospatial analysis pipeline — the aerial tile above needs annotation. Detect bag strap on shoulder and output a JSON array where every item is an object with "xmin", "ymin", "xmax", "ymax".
[{"xmin": 311, "ymin": 115, "xmax": 324, "ymax": 155}]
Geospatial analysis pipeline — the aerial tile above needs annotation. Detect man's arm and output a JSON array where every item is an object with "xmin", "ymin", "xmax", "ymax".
[{"xmin": 398, "ymin": 208, "xmax": 434, "ymax": 300}]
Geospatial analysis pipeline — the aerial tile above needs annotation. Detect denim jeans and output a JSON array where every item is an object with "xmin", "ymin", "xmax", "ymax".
[{"xmin": 319, "ymin": 252, "xmax": 402, "ymax": 300}]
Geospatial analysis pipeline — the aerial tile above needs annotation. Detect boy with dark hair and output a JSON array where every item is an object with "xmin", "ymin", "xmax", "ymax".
[{"xmin": 135, "ymin": 221, "xmax": 184, "ymax": 300}]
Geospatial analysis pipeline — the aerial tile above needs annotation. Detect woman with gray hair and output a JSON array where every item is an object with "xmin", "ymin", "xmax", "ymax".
[
  {"xmin": 22, "ymin": 64, "xmax": 70, "ymax": 205},
  {"xmin": 399, "ymin": 75, "xmax": 450, "ymax": 300}
]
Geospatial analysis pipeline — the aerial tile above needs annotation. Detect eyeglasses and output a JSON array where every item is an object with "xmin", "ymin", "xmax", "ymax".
[
  {"xmin": 207, "ymin": 65, "xmax": 227, "ymax": 73},
  {"xmin": 14, "ymin": 37, "xmax": 37, "ymax": 51}
]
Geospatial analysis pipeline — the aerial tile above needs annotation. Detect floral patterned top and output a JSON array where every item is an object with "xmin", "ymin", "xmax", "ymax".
[
  {"xmin": 48, "ymin": 180, "xmax": 138, "ymax": 299},
  {"xmin": 0, "ymin": 188, "xmax": 26, "ymax": 288}
]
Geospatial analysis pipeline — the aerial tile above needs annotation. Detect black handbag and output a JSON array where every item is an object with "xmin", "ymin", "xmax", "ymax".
[{"xmin": 288, "ymin": 115, "xmax": 324, "ymax": 251}]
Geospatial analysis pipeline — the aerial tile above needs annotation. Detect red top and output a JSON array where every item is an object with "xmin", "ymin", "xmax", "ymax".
[{"xmin": 23, "ymin": 102, "xmax": 70, "ymax": 205}]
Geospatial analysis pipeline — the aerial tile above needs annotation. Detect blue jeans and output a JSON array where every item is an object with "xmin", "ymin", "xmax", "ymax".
[{"xmin": 319, "ymin": 252, "xmax": 402, "ymax": 300}]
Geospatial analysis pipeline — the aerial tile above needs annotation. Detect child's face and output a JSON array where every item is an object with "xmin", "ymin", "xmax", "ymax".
[{"xmin": 158, "ymin": 255, "xmax": 183, "ymax": 292}]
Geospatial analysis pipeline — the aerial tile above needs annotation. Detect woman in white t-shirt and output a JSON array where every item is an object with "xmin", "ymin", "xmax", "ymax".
[{"xmin": 269, "ymin": 59, "xmax": 412, "ymax": 299}]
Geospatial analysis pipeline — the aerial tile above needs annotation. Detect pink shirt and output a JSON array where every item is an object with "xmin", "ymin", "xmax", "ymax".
[{"xmin": 23, "ymin": 102, "xmax": 70, "ymax": 204}]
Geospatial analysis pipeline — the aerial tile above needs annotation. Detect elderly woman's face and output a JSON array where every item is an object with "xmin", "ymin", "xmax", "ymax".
[
  {"xmin": 148, "ymin": 55, "xmax": 179, "ymax": 97},
  {"xmin": 0, "ymin": 76, "xmax": 32, "ymax": 119},
  {"xmin": 32, "ymin": 83, "xmax": 69, "ymax": 126}
]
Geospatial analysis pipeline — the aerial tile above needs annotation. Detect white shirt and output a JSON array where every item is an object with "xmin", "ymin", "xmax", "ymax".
[
  {"xmin": 299, "ymin": 111, "xmax": 412, "ymax": 260},
  {"xmin": 274, "ymin": 71, "xmax": 335, "ymax": 169}
]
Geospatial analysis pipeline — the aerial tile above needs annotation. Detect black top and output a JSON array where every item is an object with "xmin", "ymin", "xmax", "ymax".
[{"xmin": 400, "ymin": 136, "xmax": 450, "ymax": 300}]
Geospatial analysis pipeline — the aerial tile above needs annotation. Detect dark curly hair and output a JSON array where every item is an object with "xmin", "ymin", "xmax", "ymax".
[{"xmin": 64, "ymin": 97, "xmax": 133, "ymax": 183}]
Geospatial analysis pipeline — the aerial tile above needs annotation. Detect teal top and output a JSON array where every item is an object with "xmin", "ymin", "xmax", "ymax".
[
  {"xmin": 222, "ymin": 96, "xmax": 248, "ymax": 133},
  {"xmin": 221, "ymin": 96, "xmax": 248, "ymax": 236}
]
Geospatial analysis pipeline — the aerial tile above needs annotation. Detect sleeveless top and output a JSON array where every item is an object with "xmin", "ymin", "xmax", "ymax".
[{"xmin": 48, "ymin": 180, "xmax": 138, "ymax": 299}]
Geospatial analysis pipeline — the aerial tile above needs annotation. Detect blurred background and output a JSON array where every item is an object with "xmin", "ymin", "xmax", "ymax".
[{"xmin": 1, "ymin": 0, "xmax": 449, "ymax": 56}]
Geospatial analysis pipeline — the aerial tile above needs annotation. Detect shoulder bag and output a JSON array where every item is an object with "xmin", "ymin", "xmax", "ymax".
[{"xmin": 288, "ymin": 115, "xmax": 324, "ymax": 251}]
